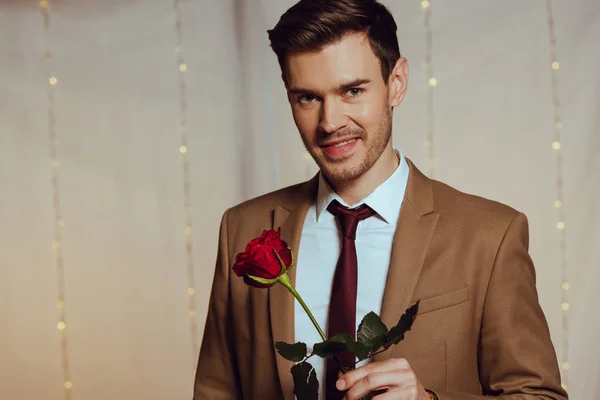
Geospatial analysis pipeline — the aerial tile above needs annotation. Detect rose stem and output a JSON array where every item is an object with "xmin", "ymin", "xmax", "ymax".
[
  {"xmin": 278, "ymin": 273, "xmax": 348, "ymax": 374},
  {"xmin": 279, "ymin": 273, "xmax": 326, "ymax": 341}
]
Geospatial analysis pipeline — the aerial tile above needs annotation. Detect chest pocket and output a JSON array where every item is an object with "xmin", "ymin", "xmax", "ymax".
[{"xmin": 414, "ymin": 285, "xmax": 469, "ymax": 315}]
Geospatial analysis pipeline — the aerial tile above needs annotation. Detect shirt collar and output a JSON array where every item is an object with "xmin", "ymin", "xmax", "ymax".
[{"xmin": 315, "ymin": 149, "xmax": 410, "ymax": 224}]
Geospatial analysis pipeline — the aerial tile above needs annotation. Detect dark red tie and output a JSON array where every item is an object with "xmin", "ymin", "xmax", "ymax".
[{"xmin": 325, "ymin": 200, "xmax": 377, "ymax": 400}]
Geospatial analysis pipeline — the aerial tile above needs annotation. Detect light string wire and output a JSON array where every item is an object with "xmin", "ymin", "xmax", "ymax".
[
  {"xmin": 545, "ymin": 0, "xmax": 569, "ymax": 391},
  {"xmin": 39, "ymin": 0, "xmax": 72, "ymax": 397},
  {"xmin": 422, "ymin": 0, "xmax": 436, "ymax": 178},
  {"xmin": 173, "ymin": 0, "xmax": 198, "ymax": 368}
]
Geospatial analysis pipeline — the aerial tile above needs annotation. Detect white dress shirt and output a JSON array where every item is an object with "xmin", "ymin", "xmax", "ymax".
[{"xmin": 294, "ymin": 149, "xmax": 410, "ymax": 398}]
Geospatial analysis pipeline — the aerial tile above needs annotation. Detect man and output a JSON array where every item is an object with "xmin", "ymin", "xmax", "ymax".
[{"xmin": 194, "ymin": 0, "xmax": 568, "ymax": 399}]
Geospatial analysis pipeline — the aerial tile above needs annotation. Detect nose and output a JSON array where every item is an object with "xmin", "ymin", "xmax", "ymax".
[{"xmin": 318, "ymin": 97, "xmax": 349, "ymax": 134}]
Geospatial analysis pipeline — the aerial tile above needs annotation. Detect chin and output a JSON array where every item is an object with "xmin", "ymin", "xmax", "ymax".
[{"xmin": 319, "ymin": 161, "xmax": 367, "ymax": 183}]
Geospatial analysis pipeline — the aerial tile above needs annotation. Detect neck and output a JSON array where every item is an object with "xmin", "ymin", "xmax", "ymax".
[{"xmin": 329, "ymin": 143, "xmax": 399, "ymax": 206}]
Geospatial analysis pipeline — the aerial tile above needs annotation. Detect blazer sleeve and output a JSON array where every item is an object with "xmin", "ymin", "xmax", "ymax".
[
  {"xmin": 432, "ymin": 212, "xmax": 568, "ymax": 400},
  {"xmin": 193, "ymin": 209, "xmax": 242, "ymax": 399}
]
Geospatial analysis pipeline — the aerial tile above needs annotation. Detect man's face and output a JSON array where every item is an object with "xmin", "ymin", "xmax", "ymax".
[{"xmin": 285, "ymin": 33, "xmax": 406, "ymax": 183}]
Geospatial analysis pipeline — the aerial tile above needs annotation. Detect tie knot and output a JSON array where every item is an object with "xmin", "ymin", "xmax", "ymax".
[{"xmin": 327, "ymin": 200, "xmax": 376, "ymax": 239}]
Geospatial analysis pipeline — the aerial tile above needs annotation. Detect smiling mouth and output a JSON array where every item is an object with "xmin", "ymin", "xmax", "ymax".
[
  {"xmin": 319, "ymin": 137, "xmax": 361, "ymax": 159},
  {"xmin": 322, "ymin": 138, "xmax": 358, "ymax": 148}
]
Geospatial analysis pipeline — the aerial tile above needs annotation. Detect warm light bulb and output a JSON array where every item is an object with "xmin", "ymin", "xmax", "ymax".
[
  {"xmin": 429, "ymin": 77, "xmax": 437, "ymax": 87},
  {"xmin": 561, "ymin": 282, "xmax": 569, "ymax": 290},
  {"xmin": 188, "ymin": 288, "xmax": 196, "ymax": 296},
  {"xmin": 562, "ymin": 362, "xmax": 569, "ymax": 370},
  {"xmin": 552, "ymin": 61, "xmax": 560, "ymax": 70},
  {"xmin": 64, "ymin": 381, "xmax": 72, "ymax": 389},
  {"xmin": 49, "ymin": 77, "xmax": 57, "ymax": 85},
  {"xmin": 57, "ymin": 321, "xmax": 66, "ymax": 330},
  {"xmin": 557, "ymin": 222, "xmax": 565, "ymax": 230},
  {"xmin": 179, "ymin": 63, "xmax": 187, "ymax": 72},
  {"xmin": 552, "ymin": 141, "xmax": 561, "ymax": 150},
  {"xmin": 180, "ymin": 145, "xmax": 187, "ymax": 154},
  {"xmin": 421, "ymin": 0, "xmax": 430, "ymax": 8},
  {"xmin": 554, "ymin": 200, "xmax": 562, "ymax": 208},
  {"xmin": 562, "ymin": 302, "xmax": 569, "ymax": 311}
]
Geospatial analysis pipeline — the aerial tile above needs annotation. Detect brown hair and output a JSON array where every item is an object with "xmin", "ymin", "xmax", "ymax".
[{"xmin": 267, "ymin": 0, "xmax": 401, "ymax": 84}]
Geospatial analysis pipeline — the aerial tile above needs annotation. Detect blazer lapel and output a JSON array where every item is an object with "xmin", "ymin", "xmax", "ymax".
[
  {"xmin": 375, "ymin": 160, "xmax": 439, "ymax": 362},
  {"xmin": 269, "ymin": 176, "xmax": 317, "ymax": 400}
]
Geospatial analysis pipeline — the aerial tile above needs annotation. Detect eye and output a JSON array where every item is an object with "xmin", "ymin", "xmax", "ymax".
[
  {"xmin": 346, "ymin": 88, "xmax": 364, "ymax": 97},
  {"xmin": 298, "ymin": 94, "xmax": 318, "ymax": 104}
]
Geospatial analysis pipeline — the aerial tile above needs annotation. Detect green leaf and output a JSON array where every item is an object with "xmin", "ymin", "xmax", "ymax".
[
  {"xmin": 291, "ymin": 361, "xmax": 319, "ymax": 400},
  {"xmin": 275, "ymin": 341, "xmax": 307, "ymax": 362},
  {"xmin": 357, "ymin": 312, "xmax": 388, "ymax": 353},
  {"xmin": 312, "ymin": 334, "xmax": 348, "ymax": 358},
  {"xmin": 384, "ymin": 301, "xmax": 420, "ymax": 348},
  {"xmin": 313, "ymin": 333, "xmax": 370, "ymax": 362},
  {"xmin": 345, "ymin": 336, "xmax": 370, "ymax": 362}
]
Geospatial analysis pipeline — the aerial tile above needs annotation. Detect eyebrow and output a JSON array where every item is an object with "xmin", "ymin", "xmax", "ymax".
[{"xmin": 288, "ymin": 78, "xmax": 371, "ymax": 95}]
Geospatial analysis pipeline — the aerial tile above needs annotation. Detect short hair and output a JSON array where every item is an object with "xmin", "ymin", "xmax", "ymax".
[{"xmin": 267, "ymin": 0, "xmax": 401, "ymax": 84}]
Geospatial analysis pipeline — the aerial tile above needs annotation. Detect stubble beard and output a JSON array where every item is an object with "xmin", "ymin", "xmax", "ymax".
[{"xmin": 306, "ymin": 110, "xmax": 393, "ymax": 184}]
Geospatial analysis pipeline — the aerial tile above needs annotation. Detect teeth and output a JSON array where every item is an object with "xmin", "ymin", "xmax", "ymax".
[{"xmin": 334, "ymin": 139, "xmax": 356, "ymax": 147}]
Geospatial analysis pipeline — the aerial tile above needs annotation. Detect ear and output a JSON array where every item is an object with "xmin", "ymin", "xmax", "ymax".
[{"xmin": 388, "ymin": 57, "xmax": 408, "ymax": 108}]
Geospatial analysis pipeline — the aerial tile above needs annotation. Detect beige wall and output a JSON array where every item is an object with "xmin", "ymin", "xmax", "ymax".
[{"xmin": 0, "ymin": 0, "xmax": 598, "ymax": 399}]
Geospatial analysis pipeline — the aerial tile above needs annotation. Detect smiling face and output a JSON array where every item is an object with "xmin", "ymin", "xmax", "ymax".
[{"xmin": 285, "ymin": 33, "xmax": 407, "ymax": 185}]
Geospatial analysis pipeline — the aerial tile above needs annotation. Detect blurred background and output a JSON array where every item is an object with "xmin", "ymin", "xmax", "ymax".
[{"xmin": 1, "ymin": 0, "xmax": 598, "ymax": 399}]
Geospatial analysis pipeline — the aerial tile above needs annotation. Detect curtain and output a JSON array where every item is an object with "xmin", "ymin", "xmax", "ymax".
[{"xmin": 0, "ymin": 1, "xmax": 598, "ymax": 399}]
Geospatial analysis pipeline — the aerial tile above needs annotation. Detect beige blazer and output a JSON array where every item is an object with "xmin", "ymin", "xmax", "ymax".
[{"xmin": 194, "ymin": 159, "xmax": 568, "ymax": 400}]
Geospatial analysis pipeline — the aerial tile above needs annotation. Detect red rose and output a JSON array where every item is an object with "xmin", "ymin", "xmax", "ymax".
[{"xmin": 232, "ymin": 228, "xmax": 293, "ymax": 288}]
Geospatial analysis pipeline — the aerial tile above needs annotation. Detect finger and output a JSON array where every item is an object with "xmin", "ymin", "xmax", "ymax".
[
  {"xmin": 343, "ymin": 371, "xmax": 416, "ymax": 400},
  {"xmin": 343, "ymin": 372, "xmax": 391, "ymax": 400},
  {"xmin": 338, "ymin": 358, "xmax": 411, "ymax": 390}
]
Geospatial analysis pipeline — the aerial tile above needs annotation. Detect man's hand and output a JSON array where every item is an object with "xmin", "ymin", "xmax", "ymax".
[{"xmin": 336, "ymin": 358, "xmax": 430, "ymax": 400}]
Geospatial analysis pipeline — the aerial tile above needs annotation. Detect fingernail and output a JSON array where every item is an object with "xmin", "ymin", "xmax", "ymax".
[{"xmin": 336, "ymin": 379, "xmax": 346, "ymax": 390}]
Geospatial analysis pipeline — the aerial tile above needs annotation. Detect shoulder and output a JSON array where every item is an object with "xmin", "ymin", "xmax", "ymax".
[
  {"xmin": 432, "ymin": 179, "xmax": 519, "ymax": 219},
  {"xmin": 404, "ymin": 159, "xmax": 523, "ymax": 234},
  {"xmin": 220, "ymin": 176, "xmax": 316, "ymax": 228},
  {"xmin": 428, "ymin": 178, "xmax": 526, "ymax": 240}
]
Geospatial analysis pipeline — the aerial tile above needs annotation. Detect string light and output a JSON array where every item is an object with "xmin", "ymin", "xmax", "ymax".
[
  {"xmin": 545, "ymin": 0, "xmax": 569, "ymax": 390},
  {"xmin": 40, "ymin": 1, "xmax": 71, "ymax": 398},
  {"xmin": 422, "ymin": 0, "xmax": 436, "ymax": 178},
  {"xmin": 173, "ymin": 0, "xmax": 198, "ymax": 371}
]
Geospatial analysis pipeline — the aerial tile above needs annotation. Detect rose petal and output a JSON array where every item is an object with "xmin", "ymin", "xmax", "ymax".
[
  {"xmin": 233, "ymin": 229, "xmax": 293, "ymax": 286},
  {"xmin": 278, "ymin": 247, "xmax": 293, "ymax": 268}
]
